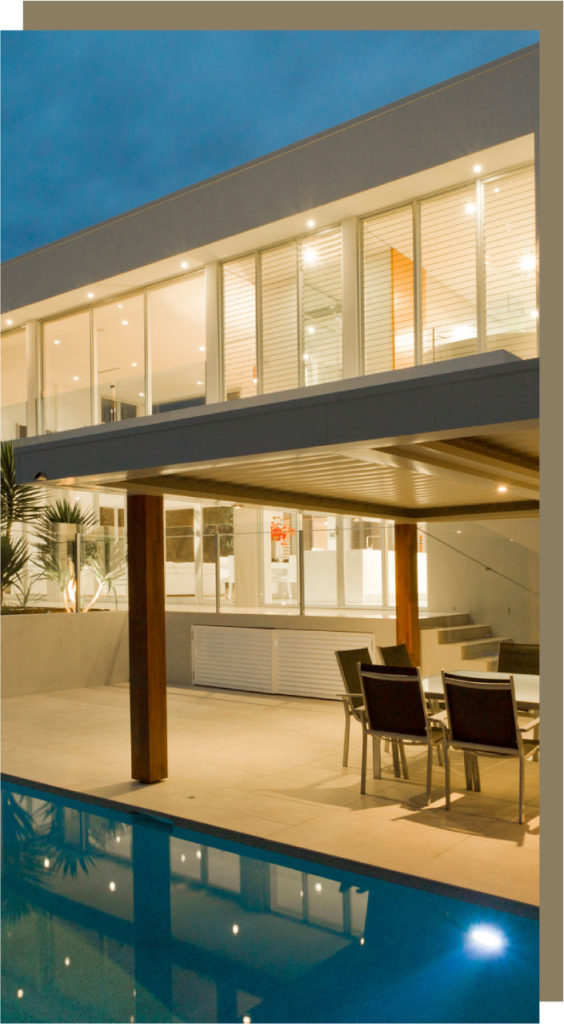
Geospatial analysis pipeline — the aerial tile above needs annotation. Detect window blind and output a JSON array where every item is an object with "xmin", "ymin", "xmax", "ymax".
[
  {"xmin": 362, "ymin": 206, "xmax": 414, "ymax": 374},
  {"xmin": 260, "ymin": 242, "xmax": 299, "ymax": 394},
  {"xmin": 300, "ymin": 228, "xmax": 343, "ymax": 386},
  {"xmin": 222, "ymin": 256, "xmax": 257, "ymax": 400}
]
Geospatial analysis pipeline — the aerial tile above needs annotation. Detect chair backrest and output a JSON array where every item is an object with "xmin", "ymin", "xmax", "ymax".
[
  {"xmin": 497, "ymin": 642, "xmax": 539, "ymax": 675},
  {"xmin": 335, "ymin": 648, "xmax": 372, "ymax": 704},
  {"xmin": 377, "ymin": 643, "xmax": 413, "ymax": 668},
  {"xmin": 442, "ymin": 672, "xmax": 519, "ymax": 752},
  {"xmin": 359, "ymin": 664, "xmax": 427, "ymax": 738}
]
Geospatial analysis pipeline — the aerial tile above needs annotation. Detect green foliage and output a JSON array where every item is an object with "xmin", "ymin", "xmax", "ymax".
[
  {"xmin": 1, "ymin": 441, "xmax": 45, "ymax": 536},
  {"xmin": 1, "ymin": 534, "xmax": 29, "ymax": 600}
]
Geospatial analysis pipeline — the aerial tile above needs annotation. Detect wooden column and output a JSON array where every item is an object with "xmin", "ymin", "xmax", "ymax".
[
  {"xmin": 394, "ymin": 523, "xmax": 421, "ymax": 667},
  {"xmin": 127, "ymin": 494, "xmax": 168, "ymax": 783}
]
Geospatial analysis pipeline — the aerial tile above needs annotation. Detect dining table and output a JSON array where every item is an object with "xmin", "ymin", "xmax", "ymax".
[{"xmin": 422, "ymin": 670, "xmax": 540, "ymax": 711}]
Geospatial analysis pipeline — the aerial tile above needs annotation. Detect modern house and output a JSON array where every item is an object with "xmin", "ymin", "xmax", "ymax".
[{"xmin": 1, "ymin": 45, "xmax": 539, "ymax": 784}]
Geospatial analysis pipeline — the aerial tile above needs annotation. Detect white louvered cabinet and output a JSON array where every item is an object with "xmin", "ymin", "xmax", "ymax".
[{"xmin": 191, "ymin": 625, "xmax": 374, "ymax": 699}]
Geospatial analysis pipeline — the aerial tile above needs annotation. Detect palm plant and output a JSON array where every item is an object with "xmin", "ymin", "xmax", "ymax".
[{"xmin": 1, "ymin": 441, "xmax": 45, "ymax": 606}]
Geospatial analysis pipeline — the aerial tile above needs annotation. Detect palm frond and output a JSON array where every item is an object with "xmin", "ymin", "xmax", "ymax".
[
  {"xmin": 1, "ymin": 534, "xmax": 29, "ymax": 596},
  {"xmin": 0, "ymin": 440, "xmax": 45, "ymax": 534}
]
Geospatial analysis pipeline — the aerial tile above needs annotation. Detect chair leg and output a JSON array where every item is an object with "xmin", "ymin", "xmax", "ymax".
[
  {"xmin": 360, "ymin": 727, "xmax": 367, "ymax": 795},
  {"xmin": 372, "ymin": 736, "xmax": 381, "ymax": 779},
  {"xmin": 435, "ymin": 740, "xmax": 443, "ymax": 766},
  {"xmin": 444, "ymin": 746, "xmax": 450, "ymax": 810},
  {"xmin": 391, "ymin": 740, "xmax": 401, "ymax": 777},
  {"xmin": 464, "ymin": 752, "xmax": 472, "ymax": 790},
  {"xmin": 399, "ymin": 741, "xmax": 409, "ymax": 779},
  {"xmin": 425, "ymin": 743, "xmax": 432, "ymax": 804},
  {"xmin": 519, "ymin": 756, "xmax": 524, "ymax": 825},
  {"xmin": 471, "ymin": 754, "xmax": 481, "ymax": 792},
  {"xmin": 342, "ymin": 706, "xmax": 351, "ymax": 767}
]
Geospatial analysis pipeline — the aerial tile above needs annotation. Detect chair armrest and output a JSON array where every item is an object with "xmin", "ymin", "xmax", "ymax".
[
  {"xmin": 338, "ymin": 694, "xmax": 365, "ymax": 714},
  {"xmin": 429, "ymin": 710, "xmax": 448, "ymax": 725},
  {"xmin": 518, "ymin": 716, "xmax": 540, "ymax": 733}
]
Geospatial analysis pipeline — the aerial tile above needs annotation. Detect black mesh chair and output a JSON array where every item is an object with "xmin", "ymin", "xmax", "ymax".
[
  {"xmin": 440, "ymin": 672, "xmax": 540, "ymax": 824},
  {"xmin": 358, "ymin": 664, "xmax": 443, "ymax": 802},
  {"xmin": 377, "ymin": 643, "xmax": 412, "ymax": 668},
  {"xmin": 335, "ymin": 649, "xmax": 407, "ymax": 779},
  {"xmin": 497, "ymin": 642, "xmax": 539, "ymax": 676}
]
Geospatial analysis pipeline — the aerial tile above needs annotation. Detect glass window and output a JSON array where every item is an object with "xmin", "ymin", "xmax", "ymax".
[
  {"xmin": 1, "ymin": 329, "xmax": 28, "ymax": 439},
  {"xmin": 94, "ymin": 293, "xmax": 145, "ymax": 422},
  {"xmin": 344, "ymin": 518, "xmax": 383, "ymax": 607},
  {"xmin": 261, "ymin": 242, "xmax": 299, "ymax": 393},
  {"xmin": 303, "ymin": 514, "xmax": 338, "ymax": 606},
  {"xmin": 363, "ymin": 206, "xmax": 415, "ymax": 374},
  {"xmin": 222, "ymin": 256, "xmax": 257, "ymax": 400},
  {"xmin": 420, "ymin": 185, "xmax": 478, "ymax": 363},
  {"xmin": 149, "ymin": 274, "xmax": 206, "ymax": 413},
  {"xmin": 263, "ymin": 509, "xmax": 298, "ymax": 606},
  {"xmin": 484, "ymin": 167, "xmax": 537, "ymax": 358},
  {"xmin": 300, "ymin": 228, "xmax": 343, "ymax": 386},
  {"xmin": 43, "ymin": 310, "xmax": 91, "ymax": 432}
]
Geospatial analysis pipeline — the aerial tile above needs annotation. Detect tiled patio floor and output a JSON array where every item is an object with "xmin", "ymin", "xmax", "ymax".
[{"xmin": 1, "ymin": 683, "xmax": 539, "ymax": 906}]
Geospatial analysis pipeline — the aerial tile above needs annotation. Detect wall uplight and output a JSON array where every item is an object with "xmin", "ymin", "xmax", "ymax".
[{"xmin": 466, "ymin": 924, "xmax": 507, "ymax": 957}]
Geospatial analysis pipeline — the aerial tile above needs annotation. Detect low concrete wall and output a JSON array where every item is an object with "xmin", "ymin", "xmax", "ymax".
[{"xmin": 1, "ymin": 611, "xmax": 129, "ymax": 698}]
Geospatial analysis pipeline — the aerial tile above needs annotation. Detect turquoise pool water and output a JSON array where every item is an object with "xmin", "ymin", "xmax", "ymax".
[{"xmin": 1, "ymin": 779, "xmax": 538, "ymax": 1024}]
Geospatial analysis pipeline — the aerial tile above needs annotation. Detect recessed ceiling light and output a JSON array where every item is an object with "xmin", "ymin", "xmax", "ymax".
[
  {"xmin": 199, "ymin": 346, "xmax": 205, "ymax": 352},
  {"xmin": 6, "ymin": 319, "xmax": 13, "ymax": 326},
  {"xmin": 121, "ymin": 320, "xmax": 129, "ymax": 326},
  {"xmin": 497, "ymin": 485, "xmax": 508, "ymax": 493},
  {"xmin": 72, "ymin": 376, "xmax": 80, "ymax": 382},
  {"xmin": 87, "ymin": 292, "xmax": 94, "ymax": 299},
  {"xmin": 306, "ymin": 218, "xmax": 315, "ymax": 228},
  {"xmin": 307, "ymin": 325, "xmax": 316, "ymax": 335},
  {"xmin": 54, "ymin": 339, "xmax": 61, "ymax": 345},
  {"xmin": 314, "ymin": 882, "xmax": 323, "ymax": 892},
  {"xmin": 493, "ymin": 187, "xmax": 500, "ymax": 194},
  {"xmin": 138, "ymin": 392, "xmax": 145, "ymax": 398},
  {"xmin": 117, "ymin": 303, "xmax": 123, "ymax": 309},
  {"xmin": 473, "ymin": 164, "xmax": 482, "ymax": 174},
  {"xmin": 197, "ymin": 380, "xmax": 203, "ymax": 386},
  {"xmin": 181, "ymin": 261, "xmax": 189, "ymax": 269},
  {"xmin": 303, "ymin": 353, "xmax": 310, "ymax": 361},
  {"xmin": 131, "ymin": 361, "xmax": 138, "ymax": 367}
]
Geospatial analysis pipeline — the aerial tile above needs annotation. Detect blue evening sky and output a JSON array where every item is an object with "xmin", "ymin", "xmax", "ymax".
[{"xmin": 1, "ymin": 30, "xmax": 538, "ymax": 261}]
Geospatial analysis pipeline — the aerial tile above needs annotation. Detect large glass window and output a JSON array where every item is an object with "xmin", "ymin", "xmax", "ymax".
[
  {"xmin": 94, "ymin": 293, "xmax": 145, "ymax": 422},
  {"xmin": 484, "ymin": 166, "xmax": 537, "ymax": 358},
  {"xmin": 1, "ymin": 329, "xmax": 28, "ymax": 439},
  {"xmin": 344, "ymin": 518, "xmax": 384, "ymax": 607},
  {"xmin": 303, "ymin": 513, "xmax": 338, "ymax": 606},
  {"xmin": 363, "ymin": 206, "xmax": 415, "ymax": 374},
  {"xmin": 43, "ymin": 311, "xmax": 91, "ymax": 432},
  {"xmin": 222, "ymin": 256, "xmax": 257, "ymax": 401},
  {"xmin": 420, "ymin": 184, "xmax": 478, "ymax": 363},
  {"xmin": 300, "ymin": 228, "xmax": 343, "ymax": 386},
  {"xmin": 149, "ymin": 274, "xmax": 206, "ymax": 413},
  {"xmin": 261, "ymin": 243, "xmax": 299, "ymax": 393}
]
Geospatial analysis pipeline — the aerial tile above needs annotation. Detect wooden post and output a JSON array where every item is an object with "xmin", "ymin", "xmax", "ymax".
[
  {"xmin": 394, "ymin": 523, "xmax": 421, "ymax": 667},
  {"xmin": 127, "ymin": 494, "xmax": 168, "ymax": 783}
]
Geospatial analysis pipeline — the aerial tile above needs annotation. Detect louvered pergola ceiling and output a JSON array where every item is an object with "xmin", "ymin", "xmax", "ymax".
[{"xmin": 108, "ymin": 423, "xmax": 539, "ymax": 522}]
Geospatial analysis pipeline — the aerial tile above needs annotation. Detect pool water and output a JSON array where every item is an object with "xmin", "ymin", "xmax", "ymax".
[{"xmin": 1, "ymin": 780, "xmax": 538, "ymax": 1023}]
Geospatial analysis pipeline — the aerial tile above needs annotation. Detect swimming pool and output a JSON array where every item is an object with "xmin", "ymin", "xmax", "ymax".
[{"xmin": 1, "ymin": 778, "xmax": 538, "ymax": 1024}]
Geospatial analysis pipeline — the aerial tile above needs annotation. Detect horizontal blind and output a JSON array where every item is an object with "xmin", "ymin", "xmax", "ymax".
[
  {"xmin": 192, "ymin": 625, "xmax": 273, "ymax": 692},
  {"xmin": 222, "ymin": 256, "xmax": 257, "ymax": 401},
  {"xmin": 420, "ymin": 185, "xmax": 478, "ymax": 364},
  {"xmin": 275, "ymin": 630, "xmax": 375, "ymax": 699},
  {"xmin": 260, "ymin": 242, "xmax": 299, "ymax": 394},
  {"xmin": 484, "ymin": 166, "xmax": 537, "ymax": 359},
  {"xmin": 362, "ymin": 206, "xmax": 414, "ymax": 375},
  {"xmin": 300, "ymin": 228, "xmax": 343, "ymax": 387}
]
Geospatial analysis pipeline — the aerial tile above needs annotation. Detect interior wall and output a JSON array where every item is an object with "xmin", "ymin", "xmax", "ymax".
[{"xmin": 425, "ymin": 518, "xmax": 539, "ymax": 643}]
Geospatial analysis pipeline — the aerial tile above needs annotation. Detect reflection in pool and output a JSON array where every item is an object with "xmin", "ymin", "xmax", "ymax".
[{"xmin": 1, "ymin": 781, "xmax": 538, "ymax": 1023}]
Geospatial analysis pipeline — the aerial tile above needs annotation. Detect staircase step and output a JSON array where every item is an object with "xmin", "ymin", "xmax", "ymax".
[
  {"xmin": 461, "ymin": 636, "xmax": 512, "ymax": 660},
  {"xmin": 420, "ymin": 613, "xmax": 472, "ymax": 630},
  {"xmin": 438, "ymin": 624, "xmax": 492, "ymax": 644}
]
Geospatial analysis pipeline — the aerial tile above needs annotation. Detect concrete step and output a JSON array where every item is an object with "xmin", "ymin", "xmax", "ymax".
[
  {"xmin": 419, "ymin": 613, "xmax": 472, "ymax": 630},
  {"xmin": 460, "ymin": 636, "xmax": 512, "ymax": 660},
  {"xmin": 437, "ymin": 624, "xmax": 492, "ymax": 644}
]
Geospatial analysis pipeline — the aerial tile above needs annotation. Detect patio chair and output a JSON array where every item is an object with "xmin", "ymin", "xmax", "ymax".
[
  {"xmin": 497, "ymin": 642, "xmax": 539, "ymax": 676},
  {"xmin": 377, "ymin": 643, "xmax": 412, "ymax": 668},
  {"xmin": 335, "ymin": 649, "xmax": 407, "ymax": 779},
  {"xmin": 440, "ymin": 672, "xmax": 540, "ymax": 824},
  {"xmin": 358, "ymin": 664, "xmax": 443, "ymax": 801}
]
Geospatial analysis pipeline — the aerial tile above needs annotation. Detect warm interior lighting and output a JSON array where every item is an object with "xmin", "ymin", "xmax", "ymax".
[
  {"xmin": 138, "ymin": 392, "xmax": 145, "ymax": 397},
  {"xmin": 306, "ymin": 219, "xmax": 315, "ymax": 228},
  {"xmin": 473, "ymin": 164, "xmax": 482, "ymax": 174},
  {"xmin": 314, "ymin": 882, "xmax": 322, "ymax": 892},
  {"xmin": 131, "ymin": 361, "xmax": 138, "ymax": 367},
  {"xmin": 520, "ymin": 253, "xmax": 536, "ymax": 273},
  {"xmin": 117, "ymin": 303, "xmax": 123, "ymax": 309},
  {"xmin": 232, "ymin": 924, "xmax": 239, "ymax": 934},
  {"xmin": 197, "ymin": 380, "xmax": 203, "ymax": 386},
  {"xmin": 54, "ymin": 339, "xmax": 61, "ymax": 345},
  {"xmin": 180, "ymin": 854, "xmax": 186, "ymax": 862},
  {"xmin": 181, "ymin": 261, "xmax": 188, "ymax": 269},
  {"xmin": 302, "ymin": 246, "xmax": 318, "ymax": 265},
  {"xmin": 72, "ymin": 376, "xmax": 80, "ymax": 381},
  {"xmin": 115, "ymin": 836, "xmax": 121, "ymax": 843},
  {"xmin": 497, "ymin": 485, "xmax": 508, "ymax": 493},
  {"xmin": 121, "ymin": 319, "xmax": 129, "ymax": 326},
  {"xmin": 6, "ymin": 318, "xmax": 13, "ymax": 326},
  {"xmin": 87, "ymin": 292, "xmax": 94, "ymax": 299},
  {"xmin": 464, "ymin": 202, "xmax": 476, "ymax": 216},
  {"xmin": 530, "ymin": 309, "xmax": 539, "ymax": 319},
  {"xmin": 199, "ymin": 345, "xmax": 206, "ymax": 352},
  {"xmin": 307, "ymin": 325, "xmax": 316, "ymax": 335},
  {"xmin": 493, "ymin": 187, "xmax": 500, "ymax": 194},
  {"xmin": 196, "ymin": 849, "xmax": 202, "ymax": 860}
]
